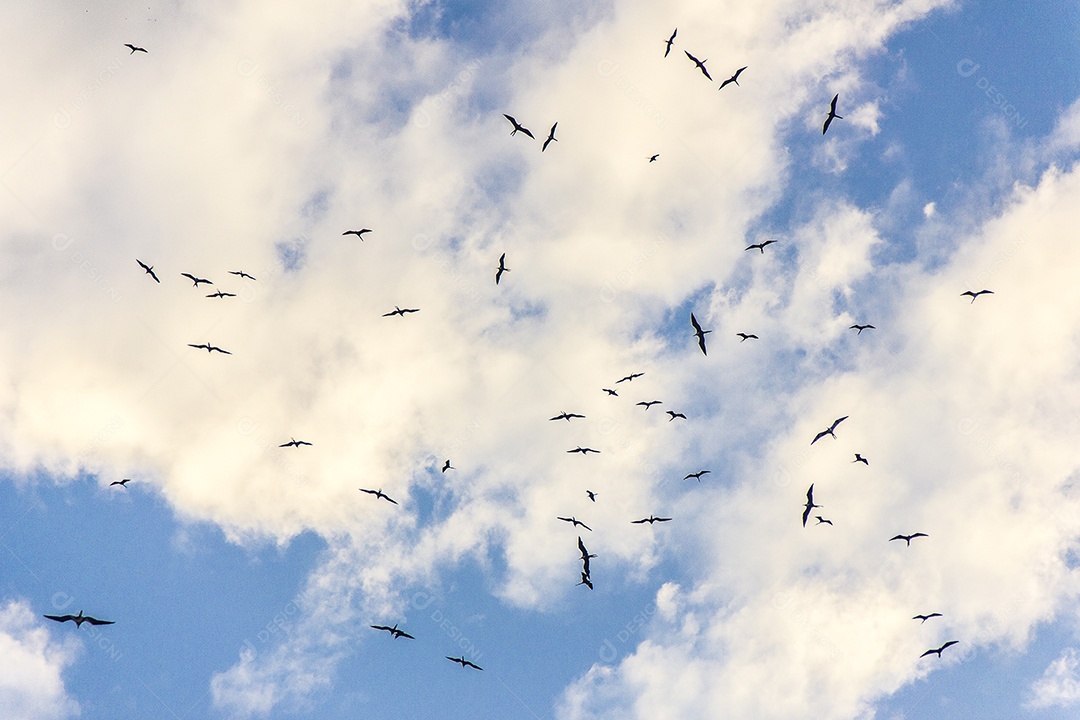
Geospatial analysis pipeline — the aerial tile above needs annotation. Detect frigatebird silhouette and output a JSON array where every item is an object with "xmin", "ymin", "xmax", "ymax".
[
  {"xmin": 822, "ymin": 93, "xmax": 842, "ymax": 135},
  {"xmin": 359, "ymin": 488, "xmax": 398, "ymax": 505},
  {"xmin": 370, "ymin": 623, "xmax": 414, "ymax": 639},
  {"xmin": 542, "ymin": 123, "xmax": 558, "ymax": 152},
  {"xmin": 811, "ymin": 416, "xmax": 849, "ymax": 445},
  {"xmin": 684, "ymin": 51, "xmax": 712, "ymax": 80},
  {"xmin": 496, "ymin": 253, "xmax": 509, "ymax": 285},
  {"xmin": 961, "ymin": 290, "xmax": 994, "ymax": 303},
  {"xmin": 188, "ymin": 342, "xmax": 231, "ymax": 354},
  {"xmin": 43, "ymin": 611, "xmax": 114, "ymax": 627},
  {"xmin": 920, "ymin": 640, "xmax": 958, "ymax": 659},
  {"xmin": 718, "ymin": 66, "xmax": 747, "ymax": 90},
  {"xmin": 663, "ymin": 28, "xmax": 677, "ymax": 57},
  {"xmin": 446, "ymin": 655, "xmax": 483, "ymax": 670},
  {"xmin": 136, "ymin": 259, "xmax": 159, "ymax": 283},
  {"xmin": 691, "ymin": 312, "xmax": 710, "ymax": 355},
  {"xmin": 890, "ymin": 533, "xmax": 928, "ymax": 546},
  {"xmin": 502, "ymin": 114, "xmax": 534, "ymax": 138},
  {"xmin": 279, "ymin": 438, "xmax": 312, "ymax": 448}
]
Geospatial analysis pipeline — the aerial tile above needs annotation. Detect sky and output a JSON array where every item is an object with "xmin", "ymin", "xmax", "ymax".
[{"xmin": 2, "ymin": 0, "xmax": 1080, "ymax": 718}]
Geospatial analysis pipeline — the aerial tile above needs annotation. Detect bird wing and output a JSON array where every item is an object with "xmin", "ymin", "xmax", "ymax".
[
  {"xmin": 503, "ymin": 114, "xmax": 517, "ymax": 126},
  {"xmin": 371, "ymin": 625, "xmax": 392, "ymax": 632},
  {"xmin": 580, "ymin": 522, "xmax": 593, "ymax": 531},
  {"xmin": 43, "ymin": 614, "xmax": 75, "ymax": 623},
  {"xmin": 359, "ymin": 488, "xmax": 375, "ymax": 495},
  {"xmin": 802, "ymin": 505, "xmax": 812, "ymax": 527},
  {"xmin": 181, "ymin": 272, "xmax": 196, "ymax": 281},
  {"xmin": 398, "ymin": 631, "xmax": 415, "ymax": 639},
  {"xmin": 690, "ymin": 313, "xmax": 703, "ymax": 333},
  {"xmin": 631, "ymin": 518, "xmax": 647, "ymax": 524},
  {"xmin": 519, "ymin": 127, "xmax": 535, "ymax": 139},
  {"xmin": 911, "ymin": 533, "xmax": 929, "ymax": 539},
  {"xmin": 918, "ymin": 648, "xmax": 937, "ymax": 658},
  {"xmin": 806, "ymin": 485, "xmax": 815, "ymax": 503},
  {"xmin": 830, "ymin": 416, "xmax": 849, "ymax": 431},
  {"xmin": 385, "ymin": 496, "xmax": 399, "ymax": 505},
  {"xmin": 557, "ymin": 516, "xmax": 572, "ymax": 523},
  {"xmin": 940, "ymin": 640, "xmax": 958, "ymax": 651},
  {"xmin": 830, "ymin": 94, "xmax": 839, "ymax": 113},
  {"xmin": 889, "ymin": 535, "xmax": 906, "ymax": 542},
  {"xmin": 464, "ymin": 660, "xmax": 483, "ymax": 670},
  {"xmin": 656, "ymin": 517, "xmax": 672, "ymax": 522},
  {"xmin": 811, "ymin": 429, "xmax": 829, "ymax": 445},
  {"xmin": 83, "ymin": 616, "xmax": 114, "ymax": 625}
]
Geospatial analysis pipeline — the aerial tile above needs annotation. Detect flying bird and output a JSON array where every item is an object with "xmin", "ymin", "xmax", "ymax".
[
  {"xmin": 542, "ymin": 122, "xmax": 558, "ymax": 152},
  {"xmin": 811, "ymin": 416, "xmax": 849, "ymax": 445},
  {"xmin": 441, "ymin": 460, "xmax": 454, "ymax": 473},
  {"xmin": 890, "ymin": 533, "xmax": 929, "ymax": 546},
  {"xmin": 961, "ymin": 289, "xmax": 994, "ymax": 303},
  {"xmin": 567, "ymin": 446, "xmax": 600, "ymax": 455},
  {"xmin": 602, "ymin": 388, "xmax": 618, "ymax": 396},
  {"xmin": 586, "ymin": 490, "xmax": 597, "ymax": 502},
  {"xmin": 370, "ymin": 623, "xmax": 414, "ymax": 639},
  {"xmin": 853, "ymin": 453, "xmax": 869, "ymax": 465},
  {"xmin": 502, "ymin": 114, "xmax": 534, "ymax": 138},
  {"xmin": 718, "ymin": 66, "xmax": 747, "ymax": 90},
  {"xmin": 578, "ymin": 537, "xmax": 597, "ymax": 573},
  {"xmin": 636, "ymin": 401, "xmax": 662, "ymax": 410},
  {"xmin": 496, "ymin": 253, "xmax": 510, "ymax": 285},
  {"xmin": 616, "ymin": 373, "xmax": 644, "ymax": 383},
  {"xmin": 666, "ymin": 411, "xmax": 686, "ymax": 422},
  {"xmin": 136, "ymin": 259, "xmax": 160, "ymax": 283},
  {"xmin": 684, "ymin": 51, "xmax": 712, "ymax": 80},
  {"xmin": 446, "ymin": 655, "xmax": 483, "ymax": 670},
  {"xmin": 632, "ymin": 515, "xmax": 672, "ymax": 524},
  {"xmin": 736, "ymin": 333, "xmax": 758, "ymax": 342},
  {"xmin": 802, "ymin": 484, "xmax": 822, "ymax": 527},
  {"xmin": 690, "ymin": 312, "xmax": 710, "ymax": 355},
  {"xmin": 550, "ymin": 412, "xmax": 586, "ymax": 422},
  {"xmin": 43, "ymin": 611, "xmax": 114, "ymax": 627},
  {"xmin": 815, "ymin": 516, "xmax": 833, "ymax": 526},
  {"xmin": 279, "ymin": 438, "xmax": 312, "ymax": 448},
  {"xmin": 822, "ymin": 93, "xmax": 843, "ymax": 135},
  {"xmin": 663, "ymin": 28, "xmax": 677, "ymax": 57},
  {"xmin": 577, "ymin": 571, "xmax": 594, "ymax": 590},
  {"xmin": 188, "ymin": 343, "xmax": 231, "ymax": 354},
  {"xmin": 109, "ymin": 478, "xmax": 131, "ymax": 488},
  {"xmin": 229, "ymin": 270, "xmax": 256, "ymax": 280},
  {"xmin": 920, "ymin": 640, "xmax": 958, "ymax": 659},
  {"xmin": 342, "ymin": 229, "xmax": 372, "ymax": 239},
  {"xmin": 745, "ymin": 240, "xmax": 776, "ymax": 254},
  {"xmin": 557, "ymin": 516, "xmax": 592, "ymax": 531},
  {"xmin": 683, "ymin": 470, "xmax": 711, "ymax": 481},
  {"xmin": 648, "ymin": 154, "xmax": 660, "ymax": 162},
  {"xmin": 180, "ymin": 272, "xmax": 212, "ymax": 287},
  {"xmin": 383, "ymin": 306, "xmax": 420, "ymax": 317},
  {"xmin": 850, "ymin": 324, "xmax": 875, "ymax": 334},
  {"xmin": 206, "ymin": 290, "xmax": 236, "ymax": 298},
  {"xmin": 913, "ymin": 613, "xmax": 943, "ymax": 623},
  {"xmin": 124, "ymin": 43, "xmax": 147, "ymax": 54},
  {"xmin": 359, "ymin": 488, "xmax": 398, "ymax": 505}
]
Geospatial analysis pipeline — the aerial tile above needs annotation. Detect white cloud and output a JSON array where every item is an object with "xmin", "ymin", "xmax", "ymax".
[
  {"xmin": 1028, "ymin": 648, "xmax": 1080, "ymax": 709},
  {"xmin": 0, "ymin": 600, "xmax": 80, "ymax": 720}
]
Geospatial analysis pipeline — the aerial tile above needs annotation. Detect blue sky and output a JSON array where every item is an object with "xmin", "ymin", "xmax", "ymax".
[{"xmin": 3, "ymin": 1, "xmax": 1080, "ymax": 719}]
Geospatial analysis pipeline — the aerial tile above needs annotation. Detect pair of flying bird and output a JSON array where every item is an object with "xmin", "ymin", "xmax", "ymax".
[
  {"xmin": 577, "ymin": 536, "xmax": 597, "ymax": 589},
  {"xmin": 502, "ymin": 115, "xmax": 559, "ymax": 152},
  {"xmin": 664, "ymin": 30, "xmax": 747, "ymax": 89}
]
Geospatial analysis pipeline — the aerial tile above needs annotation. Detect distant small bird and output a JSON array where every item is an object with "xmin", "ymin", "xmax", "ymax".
[
  {"xmin": 577, "ymin": 571, "xmax": 594, "ymax": 590},
  {"xmin": 383, "ymin": 306, "xmax": 420, "ymax": 317},
  {"xmin": 542, "ymin": 122, "xmax": 558, "ymax": 152},
  {"xmin": 602, "ymin": 388, "xmax": 618, "ymax": 396},
  {"xmin": 496, "ymin": 253, "xmax": 510, "ymax": 285},
  {"xmin": 567, "ymin": 447, "xmax": 600, "ymax": 455},
  {"xmin": 206, "ymin": 290, "xmax": 236, "ymax": 298},
  {"xmin": 616, "ymin": 373, "xmax": 644, "ymax": 383},
  {"xmin": 279, "ymin": 438, "xmax": 312, "ymax": 448},
  {"xmin": 342, "ymin": 229, "xmax": 372, "ymax": 239},
  {"xmin": 370, "ymin": 623, "xmax": 414, "ymax": 639},
  {"xmin": 913, "ymin": 613, "xmax": 943, "ymax": 623},
  {"xmin": 745, "ymin": 240, "xmax": 777, "ymax": 254},
  {"xmin": 718, "ymin": 66, "xmax": 747, "ymax": 90},
  {"xmin": 632, "ymin": 515, "xmax": 672, "ymax": 524},
  {"xmin": 850, "ymin": 324, "xmax": 875, "ymax": 334},
  {"xmin": 802, "ymin": 484, "xmax": 822, "ymax": 527},
  {"xmin": 441, "ymin": 460, "xmax": 454, "ymax": 473},
  {"xmin": 110, "ymin": 478, "xmax": 131, "ymax": 488},
  {"xmin": 43, "ymin": 611, "xmax": 114, "ymax": 628},
  {"xmin": 815, "ymin": 516, "xmax": 833, "ymax": 526},
  {"xmin": 550, "ymin": 411, "xmax": 585, "ymax": 422},
  {"xmin": 822, "ymin": 93, "xmax": 842, "ymax": 135},
  {"xmin": 690, "ymin": 312, "xmax": 710, "ymax": 355},
  {"xmin": 359, "ymin": 488, "xmax": 398, "ymax": 505},
  {"xmin": 188, "ymin": 342, "xmax": 231, "ymax": 354},
  {"xmin": 124, "ymin": 44, "xmax": 147, "ymax": 54},
  {"xmin": 648, "ymin": 154, "xmax": 660, "ymax": 163},
  {"xmin": 920, "ymin": 640, "xmax": 958, "ymax": 659},
  {"xmin": 181, "ymin": 272, "xmax": 212, "ymax": 287},
  {"xmin": 666, "ymin": 411, "xmax": 686, "ymax": 422},
  {"xmin": 961, "ymin": 290, "xmax": 994, "ymax": 303},
  {"xmin": 636, "ymin": 401, "xmax": 662, "ymax": 410},
  {"xmin": 557, "ymin": 516, "xmax": 592, "ymax": 531},
  {"xmin": 890, "ymin": 533, "xmax": 928, "ymax": 546},
  {"xmin": 136, "ymin": 259, "xmax": 160, "ymax": 283},
  {"xmin": 736, "ymin": 333, "xmax": 759, "ymax": 342},
  {"xmin": 503, "ymin": 114, "xmax": 534, "ymax": 138},
  {"xmin": 853, "ymin": 453, "xmax": 869, "ymax": 465},
  {"xmin": 663, "ymin": 28, "xmax": 677, "ymax": 57},
  {"xmin": 228, "ymin": 270, "xmax": 256, "ymax": 280},
  {"xmin": 683, "ymin": 470, "xmax": 710, "ymax": 481},
  {"xmin": 586, "ymin": 490, "xmax": 597, "ymax": 502},
  {"xmin": 811, "ymin": 416, "xmax": 849, "ymax": 445},
  {"xmin": 578, "ymin": 536, "xmax": 597, "ymax": 573},
  {"xmin": 446, "ymin": 655, "xmax": 483, "ymax": 670},
  {"xmin": 684, "ymin": 51, "xmax": 712, "ymax": 80}
]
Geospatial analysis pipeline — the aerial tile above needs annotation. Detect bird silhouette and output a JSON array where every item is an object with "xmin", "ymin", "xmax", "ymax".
[
  {"xmin": 124, "ymin": 44, "xmax": 147, "ymax": 54},
  {"xmin": 961, "ymin": 290, "xmax": 994, "ymax": 303},
  {"xmin": 43, "ymin": 611, "xmax": 114, "ymax": 627},
  {"xmin": 663, "ymin": 28, "xmax": 677, "ymax": 57},
  {"xmin": 180, "ymin": 272, "xmax": 212, "ymax": 287},
  {"xmin": 383, "ymin": 306, "xmax": 420, "ymax": 317},
  {"xmin": 558, "ymin": 516, "xmax": 592, "ymax": 531},
  {"xmin": 853, "ymin": 453, "xmax": 869, "ymax": 465},
  {"xmin": 370, "ymin": 623, "xmax": 414, "ymax": 639},
  {"xmin": 496, "ymin": 253, "xmax": 510, "ymax": 285},
  {"xmin": 802, "ymin": 484, "xmax": 822, "ymax": 527},
  {"xmin": 586, "ymin": 490, "xmax": 597, "ymax": 502},
  {"xmin": 502, "ymin": 114, "xmax": 534, "ymax": 138},
  {"xmin": 890, "ymin": 533, "xmax": 928, "ymax": 546},
  {"xmin": 718, "ymin": 66, "xmax": 747, "ymax": 90},
  {"xmin": 632, "ymin": 515, "xmax": 672, "ymax": 524},
  {"xmin": 822, "ymin": 93, "xmax": 843, "ymax": 135},
  {"xmin": 617, "ymin": 372, "xmax": 644, "ymax": 383},
  {"xmin": 602, "ymin": 388, "xmax": 618, "ymax": 396},
  {"xmin": 188, "ymin": 343, "xmax": 231, "ymax": 354},
  {"xmin": 110, "ymin": 478, "xmax": 131, "ymax": 488},
  {"xmin": 913, "ymin": 613, "xmax": 943, "ymax": 623},
  {"xmin": 342, "ymin": 229, "xmax": 372, "ymax": 239},
  {"xmin": 578, "ymin": 536, "xmax": 597, "ymax": 575},
  {"xmin": 550, "ymin": 412, "xmax": 585, "ymax": 422},
  {"xmin": 666, "ymin": 411, "xmax": 686, "ymax": 422},
  {"xmin": 920, "ymin": 640, "xmax": 958, "ymax": 659},
  {"xmin": 279, "ymin": 438, "xmax": 312, "ymax": 448},
  {"xmin": 542, "ymin": 122, "xmax": 558, "ymax": 152},
  {"xmin": 206, "ymin": 290, "xmax": 236, "ymax": 298},
  {"xmin": 441, "ymin": 460, "xmax": 454, "ymax": 473},
  {"xmin": 648, "ymin": 154, "xmax": 660, "ymax": 163},
  {"xmin": 446, "ymin": 655, "xmax": 483, "ymax": 670},
  {"xmin": 815, "ymin": 516, "xmax": 833, "ymax": 526},
  {"xmin": 811, "ymin": 416, "xmax": 849, "ymax": 445},
  {"xmin": 691, "ymin": 312, "xmax": 711, "ymax": 355},
  {"xmin": 136, "ymin": 259, "xmax": 160, "ymax": 283},
  {"xmin": 684, "ymin": 51, "xmax": 712, "ymax": 80},
  {"xmin": 359, "ymin": 488, "xmax": 398, "ymax": 505},
  {"xmin": 850, "ymin": 324, "xmax": 875, "ymax": 334},
  {"xmin": 636, "ymin": 400, "xmax": 662, "ymax": 410},
  {"xmin": 745, "ymin": 240, "xmax": 776, "ymax": 253},
  {"xmin": 577, "ymin": 571, "xmax": 594, "ymax": 590},
  {"xmin": 567, "ymin": 447, "xmax": 600, "ymax": 455},
  {"xmin": 229, "ymin": 270, "xmax": 256, "ymax": 280},
  {"xmin": 683, "ymin": 470, "xmax": 711, "ymax": 481},
  {"xmin": 736, "ymin": 333, "xmax": 759, "ymax": 342}
]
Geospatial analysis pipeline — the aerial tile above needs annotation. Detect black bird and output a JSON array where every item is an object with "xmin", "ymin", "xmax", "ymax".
[
  {"xmin": 586, "ymin": 490, "xmax": 597, "ymax": 502},
  {"xmin": 602, "ymin": 388, "xmax": 618, "ymax": 396},
  {"xmin": 383, "ymin": 306, "xmax": 420, "ymax": 317},
  {"xmin": 632, "ymin": 515, "xmax": 672, "ymax": 524},
  {"xmin": 920, "ymin": 640, "xmax": 958, "ymax": 659},
  {"xmin": 136, "ymin": 259, "xmax": 160, "ymax": 283},
  {"xmin": 124, "ymin": 44, "xmax": 147, "ymax": 54},
  {"xmin": 684, "ymin": 51, "xmax": 712, "ymax": 80},
  {"xmin": 616, "ymin": 373, "xmax": 644, "ymax": 383},
  {"xmin": 850, "ymin": 324, "xmax": 875, "ymax": 334},
  {"xmin": 442, "ymin": 460, "xmax": 454, "ymax": 473},
  {"xmin": 718, "ymin": 66, "xmax": 747, "ymax": 90},
  {"xmin": 370, "ymin": 623, "xmax": 414, "ymax": 639},
  {"xmin": 342, "ymin": 229, "xmax": 372, "ymax": 239},
  {"xmin": 691, "ymin": 312, "xmax": 710, "ymax": 355},
  {"xmin": 636, "ymin": 400, "xmax": 662, "ymax": 410},
  {"xmin": 822, "ymin": 93, "xmax": 842, "ymax": 135},
  {"xmin": 110, "ymin": 478, "xmax": 131, "ymax": 488},
  {"xmin": 811, "ymin": 416, "xmax": 849, "ymax": 445},
  {"xmin": 853, "ymin": 453, "xmax": 869, "ymax": 465},
  {"xmin": 666, "ymin": 411, "xmax": 686, "ymax": 422},
  {"xmin": 359, "ymin": 488, "xmax": 398, "ymax": 505},
  {"xmin": 890, "ymin": 533, "xmax": 928, "ymax": 546},
  {"xmin": 577, "ymin": 571, "xmax": 594, "ymax": 590},
  {"xmin": 446, "ymin": 655, "xmax": 483, "ymax": 670},
  {"xmin": 502, "ymin": 114, "xmax": 534, "ymax": 139},
  {"xmin": 181, "ymin": 272, "xmax": 212, "ymax": 287},
  {"xmin": 736, "ymin": 333, "xmax": 759, "ymax": 342},
  {"xmin": 913, "ymin": 613, "xmax": 943, "ymax": 623},
  {"xmin": 961, "ymin": 289, "xmax": 994, "ymax": 303},
  {"xmin": 648, "ymin": 154, "xmax": 660, "ymax": 163},
  {"xmin": 496, "ymin": 253, "xmax": 510, "ymax": 285},
  {"xmin": 43, "ymin": 611, "xmax": 114, "ymax": 627},
  {"xmin": 206, "ymin": 290, "xmax": 236, "ymax": 298},
  {"xmin": 229, "ymin": 270, "xmax": 256, "ymax": 280},
  {"xmin": 578, "ymin": 537, "xmax": 597, "ymax": 574},
  {"xmin": 542, "ymin": 122, "xmax": 558, "ymax": 152},
  {"xmin": 815, "ymin": 516, "xmax": 833, "ymax": 526},
  {"xmin": 567, "ymin": 447, "xmax": 600, "ymax": 455},
  {"xmin": 558, "ymin": 516, "xmax": 592, "ymax": 531},
  {"xmin": 684, "ymin": 470, "xmax": 711, "ymax": 481},
  {"xmin": 188, "ymin": 342, "xmax": 231, "ymax": 354},
  {"xmin": 279, "ymin": 437, "xmax": 312, "ymax": 448},
  {"xmin": 745, "ymin": 240, "xmax": 776, "ymax": 253},
  {"xmin": 802, "ymin": 484, "xmax": 822, "ymax": 527},
  {"xmin": 663, "ymin": 28, "xmax": 677, "ymax": 57},
  {"xmin": 550, "ymin": 411, "xmax": 586, "ymax": 422}
]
